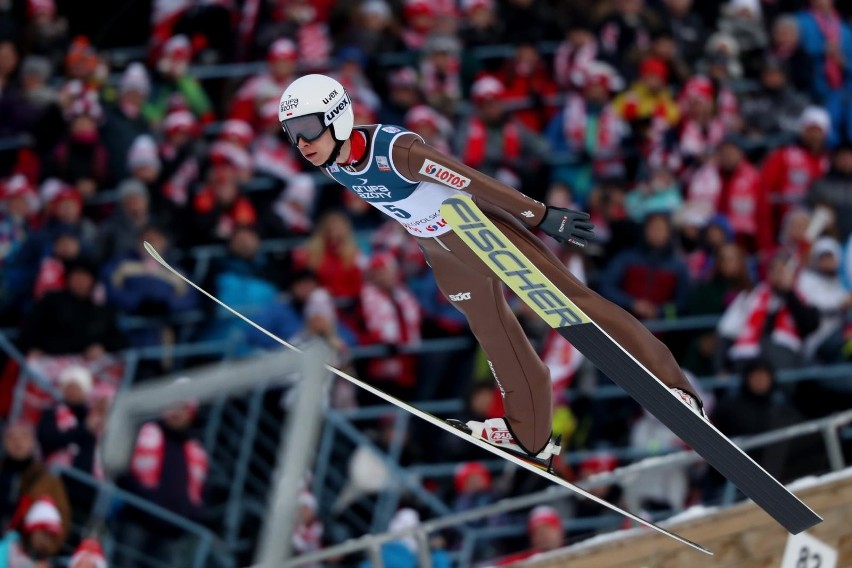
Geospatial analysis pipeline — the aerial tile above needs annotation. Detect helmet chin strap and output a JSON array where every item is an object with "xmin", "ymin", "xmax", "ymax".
[{"xmin": 321, "ymin": 123, "xmax": 347, "ymax": 168}]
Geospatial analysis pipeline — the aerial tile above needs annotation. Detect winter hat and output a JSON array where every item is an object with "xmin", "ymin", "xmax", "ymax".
[
  {"xmin": 267, "ymin": 38, "xmax": 298, "ymax": 62},
  {"xmin": 368, "ymin": 251, "xmax": 398, "ymax": 272},
  {"xmin": 810, "ymin": 236, "xmax": 841, "ymax": 262},
  {"xmin": 388, "ymin": 508, "xmax": 420, "ymax": 553},
  {"xmin": 454, "ymin": 461, "xmax": 492, "ymax": 493},
  {"xmin": 0, "ymin": 174, "xmax": 40, "ymax": 213},
  {"xmin": 528, "ymin": 505, "xmax": 562, "ymax": 531},
  {"xmin": 220, "ymin": 119, "xmax": 254, "ymax": 147},
  {"xmin": 639, "ymin": 57, "xmax": 669, "ymax": 82},
  {"xmin": 120, "ymin": 62, "xmax": 151, "ymax": 96},
  {"xmin": 305, "ymin": 288, "xmax": 337, "ymax": 324},
  {"xmin": 389, "ymin": 67, "xmax": 419, "ymax": 89},
  {"xmin": 798, "ymin": 106, "xmax": 831, "ymax": 134},
  {"xmin": 361, "ymin": 0, "xmax": 392, "ymax": 18},
  {"xmin": 461, "ymin": 0, "xmax": 494, "ymax": 14},
  {"xmin": 58, "ymin": 364, "xmax": 94, "ymax": 395},
  {"xmin": 573, "ymin": 60, "xmax": 624, "ymax": 92},
  {"xmin": 729, "ymin": 0, "xmax": 761, "ymax": 17},
  {"xmin": 404, "ymin": 104, "xmax": 450, "ymax": 134},
  {"xmin": 163, "ymin": 109, "xmax": 197, "ymax": 136},
  {"xmin": 117, "ymin": 178, "xmax": 149, "ymax": 201},
  {"xmin": 70, "ymin": 538, "xmax": 107, "ymax": 568},
  {"xmin": 681, "ymin": 75, "xmax": 714, "ymax": 102},
  {"xmin": 471, "ymin": 75, "xmax": 505, "ymax": 102},
  {"xmin": 162, "ymin": 35, "xmax": 192, "ymax": 61},
  {"xmin": 23, "ymin": 497, "xmax": 63, "ymax": 535},
  {"xmin": 283, "ymin": 174, "xmax": 316, "ymax": 209},
  {"xmin": 127, "ymin": 135, "xmax": 162, "ymax": 172},
  {"xmin": 404, "ymin": 0, "xmax": 435, "ymax": 20},
  {"xmin": 27, "ymin": 0, "xmax": 55, "ymax": 17},
  {"xmin": 297, "ymin": 490, "xmax": 317, "ymax": 512},
  {"xmin": 21, "ymin": 55, "xmax": 52, "ymax": 81},
  {"xmin": 423, "ymin": 34, "xmax": 461, "ymax": 55},
  {"xmin": 209, "ymin": 141, "xmax": 252, "ymax": 172}
]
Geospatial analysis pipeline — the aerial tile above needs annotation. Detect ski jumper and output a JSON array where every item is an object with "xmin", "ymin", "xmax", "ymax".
[{"xmin": 325, "ymin": 125, "xmax": 698, "ymax": 455}]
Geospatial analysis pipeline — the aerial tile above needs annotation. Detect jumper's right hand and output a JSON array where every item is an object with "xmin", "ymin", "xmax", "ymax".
[{"xmin": 538, "ymin": 206, "xmax": 595, "ymax": 248}]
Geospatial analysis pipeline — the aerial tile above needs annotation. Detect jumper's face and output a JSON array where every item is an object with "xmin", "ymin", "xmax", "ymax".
[{"xmin": 297, "ymin": 128, "xmax": 335, "ymax": 166}]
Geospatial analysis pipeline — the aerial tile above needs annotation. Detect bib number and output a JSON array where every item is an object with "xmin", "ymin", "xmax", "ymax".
[{"xmin": 382, "ymin": 204, "xmax": 412, "ymax": 219}]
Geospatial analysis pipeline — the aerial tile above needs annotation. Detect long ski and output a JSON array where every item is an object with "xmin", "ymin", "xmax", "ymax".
[
  {"xmin": 143, "ymin": 242, "xmax": 713, "ymax": 556},
  {"xmin": 440, "ymin": 195, "xmax": 822, "ymax": 535}
]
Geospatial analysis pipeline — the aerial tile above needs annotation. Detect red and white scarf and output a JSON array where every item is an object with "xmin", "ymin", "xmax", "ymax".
[
  {"xmin": 541, "ymin": 330, "xmax": 583, "ymax": 395},
  {"xmin": 812, "ymin": 8, "xmax": 844, "ymax": 89},
  {"xmin": 44, "ymin": 403, "xmax": 79, "ymax": 469},
  {"xmin": 360, "ymin": 283, "xmax": 421, "ymax": 384},
  {"xmin": 420, "ymin": 59, "xmax": 461, "ymax": 103},
  {"xmin": 463, "ymin": 118, "xmax": 521, "ymax": 168},
  {"xmin": 730, "ymin": 283, "xmax": 802, "ymax": 359},
  {"xmin": 678, "ymin": 118, "xmax": 726, "ymax": 160},
  {"xmin": 562, "ymin": 95, "xmax": 621, "ymax": 154},
  {"xmin": 130, "ymin": 422, "xmax": 208, "ymax": 505},
  {"xmin": 687, "ymin": 161, "xmax": 761, "ymax": 236},
  {"xmin": 553, "ymin": 40, "xmax": 597, "ymax": 89}
]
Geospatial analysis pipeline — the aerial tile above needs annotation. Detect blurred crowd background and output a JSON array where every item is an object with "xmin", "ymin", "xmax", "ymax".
[{"xmin": 1, "ymin": 0, "xmax": 852, "ymax": 565}]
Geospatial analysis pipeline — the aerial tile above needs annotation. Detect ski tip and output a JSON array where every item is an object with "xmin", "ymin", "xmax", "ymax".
[{"xmin": 143, "ymin": 241, "xmax": 163, "ymax": 263}]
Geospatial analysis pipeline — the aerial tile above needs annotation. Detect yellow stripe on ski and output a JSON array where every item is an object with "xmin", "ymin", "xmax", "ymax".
[{"xmin": 440, "ymin": 195, "xmax": 591, "ymax": 327}]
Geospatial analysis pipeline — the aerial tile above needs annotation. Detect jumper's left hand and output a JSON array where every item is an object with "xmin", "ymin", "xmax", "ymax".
[{"xmin": 538, "ymin": 206, "xmax": 595, "ymax": 248}]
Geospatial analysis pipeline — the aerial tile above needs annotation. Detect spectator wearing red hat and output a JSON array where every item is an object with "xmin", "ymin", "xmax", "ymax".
[
  {"xmin": 458, "ymin": 75, "xmax": 549, "ymax": 197},
  {"xmin": 144, "ymin": 34, "xmax": 214, "ymax": 126},
  {"xmin": 159, "ymin": 109, "xmax": 201, "ymax": 207},
  {"xmin": 48, "ymin": 95, "xmax": 110, "ymax": 199},
  {"xmin": 613, "ymin": 57, "xmax": 680, "ymax": 126},
  {"xmin": 218, "ymin": 118, "xmax": 254, "ymax": 150},
  {"xmin": 1, "ymin": 179, "xmax": 95, "ymax": 320},
  {"xmin": 0, "ymin": 423, "xmax": 71, "ymax": 552},
  {"xmin": 546, "ymin": 61, "xmax": 626, "ymax": 205},
  {"xmin": 0, "ymin": 175, "xmax": 40, "ymax": 264},
  {"xmin": 187, "ymin": 142, "xmax": 256, "ymax": 245},
  {"xmin": 117, "ymin": 382, "xmax": 208, "ymax": 568},
  {"xmin": 459, "ymin": 0, "xmax": 504, "ymax": 50},
  {"xmin": 70, "ymin": 537, "xmax": 107, "ymax": 568},
  {"xmin": 761, "ymin": 106, "xmax": 831, "ymax": 238},
  {"xmin": 491, "ymin": 506, "xmax": 565, "ymax": 565},
  {"xmin": 17, "ymin": 496, "xmax": 65, "ymax": 560},
  {"xmin": 63, "ymin": 36, "xmax": 100, "ymax": 85},
  {"xmin": 101, "ymin": 62, "xmax": 153, "ymax": 184},
  {"xmin": 24, "ymin": 0, "xmax": 69, "ymax": 67},
  {"xmin": 292, "ymin": 490, "xmax": 324, "ymax": 560},
  {"xmin": 497, "ymin": 43, "xmax": 559, "ymax": 133},
  {"xmin": 356, "ymin": 251, "xmax": 422, "ymax": 397},
  {"xmin": 401, "ymin": 0, "xmax": 439, "ymax": 50},
  {"xmin": 668, "ymin": 75, "xmax": 728, "ymax": 171},
  {"xmin": 229, "ymin": 38, "xmax": 299, "ymax": 129},
  {"xmin": 404, "ymin": 105, "xmax": 453, "ymax": 155}
]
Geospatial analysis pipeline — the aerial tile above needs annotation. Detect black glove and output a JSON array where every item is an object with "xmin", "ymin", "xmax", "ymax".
[{"xmin": 538, "ymin": 206, "xmax": 595, "ymax": 248}]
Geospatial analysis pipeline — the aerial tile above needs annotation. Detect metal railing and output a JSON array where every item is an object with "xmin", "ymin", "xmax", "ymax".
[
  {"xmin": 54, "ymin": 465, "xmax": 225, "ymax": 568},
  {"xmin": 282, "ymin": 409, "xmax": 852, "ymax": 568}
]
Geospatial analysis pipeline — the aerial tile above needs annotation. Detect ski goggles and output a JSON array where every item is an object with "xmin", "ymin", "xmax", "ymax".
[{"xmin": 281, "ymin": 113, "xmax": 327, "ymax": 145}]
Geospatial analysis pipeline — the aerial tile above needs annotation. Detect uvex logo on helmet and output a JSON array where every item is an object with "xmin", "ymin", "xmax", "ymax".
[
  {"xmin": 322, "ymin": 89, "xmax": 339, "ymax": 105},
  {"xmin": 325, "ymin": 95, "xmax": 350, "ymax": 124},
  {"xmin": 418, "ymin": 159, "xmax": 471, "ymax": 189}
]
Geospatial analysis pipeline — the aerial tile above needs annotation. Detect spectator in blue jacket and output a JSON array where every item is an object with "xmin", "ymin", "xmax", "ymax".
[
  {"xmin": 598, "ymin": 211, "xmax": 691, "ymax": 320},
  {"xmin": 796, "ymin": 0, "xmax": 852, "ymax": 143},
  {"xmin": 103, "ymin": 224, "xmax": 198, "ymax": 351}
]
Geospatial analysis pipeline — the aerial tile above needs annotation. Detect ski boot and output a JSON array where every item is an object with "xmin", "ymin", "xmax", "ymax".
[{"xmin": 447, "ymin": 417, "xmax": 562, "ymax": 472}]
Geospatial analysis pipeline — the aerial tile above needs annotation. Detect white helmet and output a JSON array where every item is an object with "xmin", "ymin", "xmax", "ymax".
[{"xmin": 279, "ymin": 74, "xmax": 354, "ymax": 147}]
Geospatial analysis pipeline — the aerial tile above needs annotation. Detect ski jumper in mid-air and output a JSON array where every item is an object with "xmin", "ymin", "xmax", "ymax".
[{"xmin": 279, "ymin": 74, "xmax": 705, "ymax": 466}]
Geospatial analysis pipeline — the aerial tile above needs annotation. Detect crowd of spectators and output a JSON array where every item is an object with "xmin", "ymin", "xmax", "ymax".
[{"xmin": 1, "ymin": 0, "xmax": 852, "ymax": 565}]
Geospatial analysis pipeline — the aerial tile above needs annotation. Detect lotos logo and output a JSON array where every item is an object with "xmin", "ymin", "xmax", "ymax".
[
  {"xmin": 280, "ymin": 97, "xmax": 299, "ymax": 113},
  {"xmin": 448, "ymin": 292, "xmax": 471, "ymax": 302},
  {"xmin": 418, "ymin": 159, "xmax": 471, "ymax": 189},
  {"xmin": 322, "ymin": 89, "xmax": 339, "ymax": 105},
  {"xmin": 325, "ymin": 95, "xmax": 350, "ymax": 123}
]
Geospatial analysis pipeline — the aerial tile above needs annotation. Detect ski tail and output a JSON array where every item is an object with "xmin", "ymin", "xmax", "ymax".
[{"xmin": 143, "ymin": 241, "xmax": 713, "ymax": 556}]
